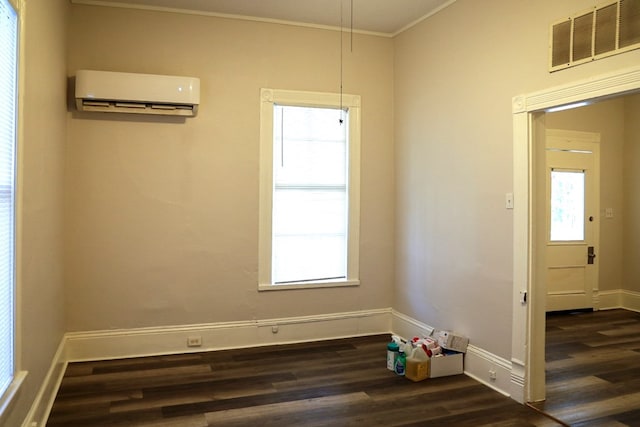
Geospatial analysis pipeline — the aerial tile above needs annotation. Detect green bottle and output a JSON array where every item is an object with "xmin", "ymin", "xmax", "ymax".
[{"xmin": 395, "ymin": 348, "xmax": 406, "ymax": 376}]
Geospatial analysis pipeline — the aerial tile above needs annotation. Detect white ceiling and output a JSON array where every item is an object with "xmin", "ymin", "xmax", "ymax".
[{"xmin": 73, "ymin": 0, "xmax": 455, "ymax": 35}]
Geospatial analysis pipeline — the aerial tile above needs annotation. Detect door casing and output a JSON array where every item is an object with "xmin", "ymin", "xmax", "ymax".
[{"xmin": 511, "ymin": 65, "xmax": 640, "ymax": 404}]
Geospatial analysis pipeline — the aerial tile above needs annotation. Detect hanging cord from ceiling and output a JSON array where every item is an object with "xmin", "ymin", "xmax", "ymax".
[{"xmin": 339, "ymin": 0, "xmax": 353, "ymax": 125}]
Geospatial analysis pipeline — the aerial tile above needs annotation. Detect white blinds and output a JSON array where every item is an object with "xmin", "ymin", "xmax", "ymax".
[
  {"xmin": 0, "ymin": 0, "xmax": 17, "ymax": 398},
  {"xmin": 272, "ymin": 105, "xmax": 348, "ymax": 284}
]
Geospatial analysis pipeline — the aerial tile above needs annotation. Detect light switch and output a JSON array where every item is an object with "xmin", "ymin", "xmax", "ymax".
[{"xmin": 505, "ymin": 193, "xmax": 514, "ymax": 209}]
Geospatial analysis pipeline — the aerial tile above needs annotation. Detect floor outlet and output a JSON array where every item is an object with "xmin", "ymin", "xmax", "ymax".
[{"xmin": 187, "ymin": 336, "xmax": 202, "ymax": 347}]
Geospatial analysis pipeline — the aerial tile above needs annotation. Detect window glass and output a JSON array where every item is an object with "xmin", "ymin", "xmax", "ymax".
[
  {"xmin": 272, "ymin": 105, "xmax": 348, "ymax": 284},
  {"xmin": 0, "ymin": 0, "xmax": 17, "ymax": 399},
  {"xmin": 550, "ymin": 170, "xmax": 585, "ymax": 241}
]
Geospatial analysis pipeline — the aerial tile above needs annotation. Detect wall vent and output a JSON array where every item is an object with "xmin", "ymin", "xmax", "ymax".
[{"xmin": 550, "ymin": 0, "xmax": 640, "ymax": 72}]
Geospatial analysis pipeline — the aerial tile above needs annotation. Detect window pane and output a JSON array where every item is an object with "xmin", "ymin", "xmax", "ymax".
[
  {"xmin": 550, "ymin": 170, "xmax": 585, "ymax": 241},
  {"xmin": 0, "ymin": 0, "xmax": 16, "ymax": 397},
  {"xmin": 274, "ymin": 105, "xmax": 346, "ymax": 186},
  {"xmin": 273, "ymin": 235, "xmax": 346, "ymax": 283},
  {"xmin": 271, "ymin": 105, "xmax": 348, "ymax": 284},
  {"xmin": 273, "ymin": 189, "xmax": 346, "ymax": 236}
]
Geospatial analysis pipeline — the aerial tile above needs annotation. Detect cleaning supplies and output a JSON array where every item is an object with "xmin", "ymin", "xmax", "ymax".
[
  {"xmin": 386, "ymin": 338, "xmax": 400, "ymax": 371},
  {"xmin": 395, "ymin": 348, "xmax": 406, "ymax": 375},
  {"xmin": 405, "ymin": 345, "xmax": 430, "ymax": 382}
]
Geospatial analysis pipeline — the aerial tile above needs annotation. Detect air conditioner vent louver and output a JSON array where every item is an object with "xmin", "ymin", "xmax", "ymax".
[{"xmin": 550, "ymin": 0, "xmax": 640, "ymax": 72}]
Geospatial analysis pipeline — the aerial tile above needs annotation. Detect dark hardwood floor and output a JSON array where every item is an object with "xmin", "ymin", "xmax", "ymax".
[
  {"xmin": 530, "ymin": 308, "xmax": 640, "ymax": 427},
  {"xmin": 47, "ymin": 335, "xmax": 560, "ymax": 426}
]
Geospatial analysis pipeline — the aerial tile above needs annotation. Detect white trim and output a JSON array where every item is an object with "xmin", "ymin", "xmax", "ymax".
[
  {"xmin": 258, "ymin": 279, "xmax": 359, "ymax": 292},
  {"xmin": 0, "ymin": 371, "xmax": 26, "ymax": 423},
  {"xmin": 70, "ymin": 0, "xmax": 458, "ymax": 38},
  {"xmin": 390, "ymin": 309, "xmax": 434, "ymax": 339},
  {"xmin": 516, "ymin": 67, "xmax": 640, "ymax": 113},
  {"xmin": 464, "ymin": 345, "xmax": 513, "ymax": 397},
  {"xmin": 258, "ymin": 88, "xmax": 361, "ymax": 290},
  {"xmin": 598, "ymin": 289, "xmax": 640, "ymax": 311},
  {"xmin": 391, "ymin": 0, "xmax": 457, "ymax": 37},
  {"xmin": 65, "ymin": 308, "xmax": 392, "ymax": 362},
  {"xmin": 20, "ymin": 338, "xmax": 66, "ymax": 427},
  {"xmin": 509, "ymin": 358, "xmax": 526, "ymax": 403},
  {"xmin": 621, "ymin": 290, "xmax": 640, "ymax": 312},
  {"xmin": 598, "ymin": 289, "xmax": 622, "ymax": 309},
  {"xmin": 513, "ymin": 64, "xmax": 640, "ymax": 403},
  {"xmin": 70, "ymin": 0, "xmax": 392, "ymax": 38}
]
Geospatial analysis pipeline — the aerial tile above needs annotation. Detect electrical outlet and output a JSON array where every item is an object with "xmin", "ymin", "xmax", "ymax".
[
  {"xmin": 489, "ymin": 370, "xmax": 497, "ymax": 381},
  {"xmin": 187, "ymin": 336, "xmax": 202, "ymax": 347},
  {"xmin": 271, "ymin": 325, "xmax": 279, "ymax": 334}
]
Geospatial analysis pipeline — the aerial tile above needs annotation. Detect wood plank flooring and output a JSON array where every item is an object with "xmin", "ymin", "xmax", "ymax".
[
  {"xmin": 46, "ymin": 335, "xmax": 560, "ymax": 426},
  {"xmin": 530, "ymin": 309, "xmax": 640, "ymax": 427}
]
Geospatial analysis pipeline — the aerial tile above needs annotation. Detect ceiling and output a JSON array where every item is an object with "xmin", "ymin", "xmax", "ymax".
[{"xmin": 73, "ymin": 0, "xmax": 455, "ymax": 36}]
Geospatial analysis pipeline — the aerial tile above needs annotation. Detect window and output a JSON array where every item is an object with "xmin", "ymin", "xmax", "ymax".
[
  {"xmin": 0, "ymin": 0, "xmax": 18, "ymax": 415},
  {"xmin": 550, "ymin": 169, "xmax": 585, "ymax": 241},
  {"xmin": 259, "ymin": 89, "xmax": 360, "ymax": 290}
]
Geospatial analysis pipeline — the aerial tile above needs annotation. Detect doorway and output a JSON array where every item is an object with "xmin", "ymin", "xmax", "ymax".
[
  {"xmin": 543, "ymin": 130, "xmax": 600, "ymax": 312},
  {"xmin": 511, "ymin": 65, "xmax": 640, "ymax": 404}
]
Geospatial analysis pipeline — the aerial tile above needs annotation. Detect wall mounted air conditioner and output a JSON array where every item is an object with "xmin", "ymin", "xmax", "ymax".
[{"xmin": 75, "ymin": 70, "xmax": 200, "ymax": 117}]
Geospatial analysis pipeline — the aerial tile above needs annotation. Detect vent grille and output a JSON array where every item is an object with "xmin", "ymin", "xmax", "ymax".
[{"xmin": 550, "ymin": 0, "xmax": 640, "ymax": 72}]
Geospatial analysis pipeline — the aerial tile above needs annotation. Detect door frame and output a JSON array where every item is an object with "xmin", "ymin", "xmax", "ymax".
[{"xmin": 511, "ymin": 65, "xmax": 640, "ymax": 403}]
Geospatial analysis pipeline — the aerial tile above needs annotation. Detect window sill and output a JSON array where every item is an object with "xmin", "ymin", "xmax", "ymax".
[
  {"xmin": 0, "ymin": 371, "xmax": 28, "ymax": 422},
  {"xmin": 258, "ymin": 279, "xmax": 360, "ymax": 292}
]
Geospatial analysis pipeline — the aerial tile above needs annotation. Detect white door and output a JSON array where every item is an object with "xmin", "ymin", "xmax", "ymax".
[{"xmin": 545, "ymin": 130, "xmax": 600, "ymax": 312}]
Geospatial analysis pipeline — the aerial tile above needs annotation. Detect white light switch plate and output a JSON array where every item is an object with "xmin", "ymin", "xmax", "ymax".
[{"xmin": 505, "ymin": 193, "xmax": 514, "ymax": 209}]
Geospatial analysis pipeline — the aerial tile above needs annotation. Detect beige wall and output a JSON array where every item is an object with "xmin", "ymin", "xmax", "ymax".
[
  {"xmin": 546, "ymin": 98, "xmax": 626, "ymax": 293},
  {"xmin": 624, "ymin": 94, "xmax": 640, "ymax": 292},
  {"xmin": 4, "ymin": 0, "xmax": 68, "ymax": 425},
  {"xmin": 65, "ymin": 5, "xmax": 394, "ymax": 331},
  {"xmin": 394, "ymin": 0, "xmax": 640, "ymax": 358}
]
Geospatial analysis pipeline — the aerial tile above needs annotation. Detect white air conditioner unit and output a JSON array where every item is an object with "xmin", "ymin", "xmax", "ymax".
[{"xmin": 75, "ymin": 70, "xmax": 200, "ymax": 117}]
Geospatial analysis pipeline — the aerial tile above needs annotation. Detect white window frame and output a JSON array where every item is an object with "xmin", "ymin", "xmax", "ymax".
[
  {"xmin": 0, "ymin": 0, "xmax": 25, "ymax": 421},
  {"xmin": 258, "ymin": 88, "xmax": 361, "ymax": 291}
]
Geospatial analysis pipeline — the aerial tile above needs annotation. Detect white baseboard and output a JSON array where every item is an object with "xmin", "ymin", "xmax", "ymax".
[
  {"xmin": 598, "ymin": 290, "xmax": 622, "ymax": 309},
  {"xmin": 597, "ymin": 289, "xmax": 640, "ymax": 312},
  {"xmin": 621, "ymin": 290, "xmax": 640, "ymax": 312},
  {"xmin": 464, "ymin": 344, "xmax": 513, "ymax": 397},
  {"xmin": 65, "ymin": 308, "xmax": 393, "ymax": 362},
  {"xmin": 21, "ymin": 338, "xmax": 67, "ymax": 427},
  {"xmin": 390, "ymin": 309, "xmax": 434, "ymax": 339}
]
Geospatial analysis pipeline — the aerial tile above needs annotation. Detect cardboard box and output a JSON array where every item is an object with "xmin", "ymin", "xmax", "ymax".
[
  {"xmin": 433, "ymin": 330, "xmax": 469, "ymax": 353},
  {"xmin": 429, "ymin": 352, "xmax": 464, "ymax": 378}
]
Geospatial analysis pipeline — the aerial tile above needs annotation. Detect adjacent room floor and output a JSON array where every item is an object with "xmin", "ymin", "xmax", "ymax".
[{"xmin": 530, "ymin": 308, "xmax": 640, "ymax": 426}]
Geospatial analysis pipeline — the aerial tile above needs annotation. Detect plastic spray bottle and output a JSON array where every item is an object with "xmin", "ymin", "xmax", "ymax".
[{"xmin": 395, "ymin": 343, "xmax": 409, "ymax": 376}]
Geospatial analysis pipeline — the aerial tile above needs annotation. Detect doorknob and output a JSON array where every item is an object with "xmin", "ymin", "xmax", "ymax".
[{"xmin": 587, "ymin": 246, "xmax": 596, "ymax": 265}]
